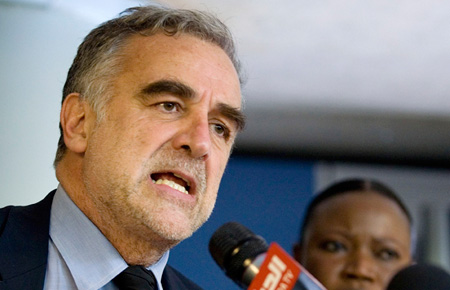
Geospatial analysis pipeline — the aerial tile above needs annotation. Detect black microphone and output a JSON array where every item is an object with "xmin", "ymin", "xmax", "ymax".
[
  {"xmin": 208, "ymin": 221, "xmax": 326, "ymax": 290},
  {"xmin": 387, "ymin": 263, "xmax": 450, "ymax": 290}
]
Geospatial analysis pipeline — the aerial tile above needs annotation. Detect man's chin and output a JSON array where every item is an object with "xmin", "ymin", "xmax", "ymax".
[{"xmin": 148, "ymin": 214, "xmax": 199, "ymax": 242}]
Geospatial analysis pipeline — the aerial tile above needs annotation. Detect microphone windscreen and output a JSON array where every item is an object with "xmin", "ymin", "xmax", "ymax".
[
  {"xmin": 387, "ymin": 263, "xmax": 450, "ymax": 290},
  {"xmin": 208, "ymin": 222, "xmax": 268, "ymax": 283}
]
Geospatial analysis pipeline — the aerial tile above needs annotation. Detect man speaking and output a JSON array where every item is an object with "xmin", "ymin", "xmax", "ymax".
[{"xmin": 0, "ymin": 4, "xmax": 245, "ymax": 289}]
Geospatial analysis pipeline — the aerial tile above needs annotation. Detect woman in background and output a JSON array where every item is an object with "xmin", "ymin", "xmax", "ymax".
[{"xmin": 293, "ymin": 178, "xmax": 414, "ymax": 290}]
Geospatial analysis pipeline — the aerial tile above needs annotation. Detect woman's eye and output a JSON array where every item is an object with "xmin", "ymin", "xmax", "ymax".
[
  {"xmin": 377, "ymin": 249, "xmax": 400, "ymax": 261},
  {"xmin": 320, "ymin": 241, "xmax": 345, "ymax": 253}
]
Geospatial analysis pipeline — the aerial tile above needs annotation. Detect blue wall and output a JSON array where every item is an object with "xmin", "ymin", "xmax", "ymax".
[{"xmin": 170, "ymin": 155, "xmax": 314, "ymax": 290}]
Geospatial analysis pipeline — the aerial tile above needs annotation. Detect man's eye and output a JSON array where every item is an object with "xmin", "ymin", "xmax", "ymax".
[
  {"xmin": 211, "ymin": 123, "xmax": 229, "ymax": 139},
  {"xmin": 158, "ymin": 102, "xmax": 177, "ymax": 112}
]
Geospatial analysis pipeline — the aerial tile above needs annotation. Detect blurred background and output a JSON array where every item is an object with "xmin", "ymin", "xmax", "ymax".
[{"xmin": 1, "ymin": 0, "xmax": 449, "ymax": 289}]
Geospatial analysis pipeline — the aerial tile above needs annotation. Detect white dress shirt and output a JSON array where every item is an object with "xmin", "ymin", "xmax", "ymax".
[{"xmin": 44, "ymin": 185, "xmax": 169, "ymax": 290}]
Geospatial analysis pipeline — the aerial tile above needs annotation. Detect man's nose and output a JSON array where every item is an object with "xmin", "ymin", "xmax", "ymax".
[{"xmin": 172, "ymin": 113, "xmax": 211, "ymax": 161}]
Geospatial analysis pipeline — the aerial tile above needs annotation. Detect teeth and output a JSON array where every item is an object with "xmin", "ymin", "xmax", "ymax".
[
  {"xmin": 153, "ymin": 179, "xmax": 189, "ymax": 194},
  {"xmin": 174, "ymin": 173, "xmax": 190, "ymax": 186}
]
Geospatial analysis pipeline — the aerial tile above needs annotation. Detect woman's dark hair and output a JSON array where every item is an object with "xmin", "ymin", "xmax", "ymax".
[{"xmin": 297, "ymin": 178, "xmax": 415, "ymax": 254}]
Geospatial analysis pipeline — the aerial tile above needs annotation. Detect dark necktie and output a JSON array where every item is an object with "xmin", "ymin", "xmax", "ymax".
[{"xmin": 113, "ymin": 265, "xmax": 157, "ymax": 290}]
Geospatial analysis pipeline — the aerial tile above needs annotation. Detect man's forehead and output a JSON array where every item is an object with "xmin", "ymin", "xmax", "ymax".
[{"xmin": 124, "ymin": 34, "xmax": 241, "ymax": 90}]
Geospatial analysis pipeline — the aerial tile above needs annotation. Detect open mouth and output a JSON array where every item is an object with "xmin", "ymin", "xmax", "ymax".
[{"xmin": 151, "ymin": 172, "xmax": 191, "ymax": 195}]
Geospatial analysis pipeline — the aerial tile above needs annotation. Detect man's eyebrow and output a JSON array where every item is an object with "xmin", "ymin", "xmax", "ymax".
[
  {"xmin": 140, "ymin": 79, "xmax": 195, "ymax": 99},
  {"xmin": 218, "ymin": 103, "xmax": 246, "ymax": 132},
  {"xmin": 140, "ymin": 79, "xmax": 246, "ymax": 131}
]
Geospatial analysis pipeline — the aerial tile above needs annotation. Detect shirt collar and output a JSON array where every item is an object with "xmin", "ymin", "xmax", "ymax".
[{"xmin": 50, "ymin": 185, "xmax": 169, "ymax": 290}]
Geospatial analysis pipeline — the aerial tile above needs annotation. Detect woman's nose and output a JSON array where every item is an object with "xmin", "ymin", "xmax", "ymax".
[{"xmin": 342, "ymin": 250, "xmax": 377, "ymax": 282}]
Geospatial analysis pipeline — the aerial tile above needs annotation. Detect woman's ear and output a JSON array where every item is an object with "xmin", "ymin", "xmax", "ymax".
[{"xmin": 60, "ymin": 93, "xmax": 92, "ymax": 154}]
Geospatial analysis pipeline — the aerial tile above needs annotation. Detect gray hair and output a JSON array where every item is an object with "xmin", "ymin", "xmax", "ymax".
[{"xmin": 54, "ymin": 5, "xmax": 243, "ymax": 166}]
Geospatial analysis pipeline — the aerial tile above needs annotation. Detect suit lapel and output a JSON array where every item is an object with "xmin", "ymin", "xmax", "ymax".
[
  {"xmin": 0, "ymin": 191, "xmax": 55, "ymax": 289},
  {"xmin": 161, "ymin": 265, "xmax": 203, "ymax": 290}
]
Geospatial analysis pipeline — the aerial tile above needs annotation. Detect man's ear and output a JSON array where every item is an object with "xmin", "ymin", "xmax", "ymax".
[{"xmin": 60, "ymin": 93, "xmax": 93, "ymax": 154}]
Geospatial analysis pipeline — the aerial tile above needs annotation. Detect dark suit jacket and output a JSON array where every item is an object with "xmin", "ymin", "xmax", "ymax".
[{"xmin": 0, "ymin": 191, "xmax": 203, "ymax": 290}]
